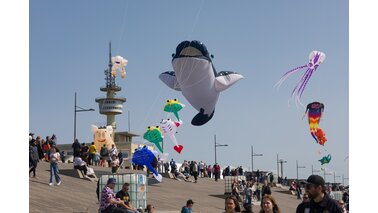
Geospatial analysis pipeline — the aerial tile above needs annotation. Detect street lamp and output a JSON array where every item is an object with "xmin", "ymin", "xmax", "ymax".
[
  {"xmin": 312, "ymin": 165, "xmax": 321, "ymax": 175},
  {"xmin": 322, "ymin": 168, "xmax": 332, "ymax": 183},
  {"xmin": 278, "ymin": 159, "xmax": 287, "ymax": 178},
  {"xmin": 276, "ymin": 154, "xmax": 287, "ymax": 179},
  {"xmin": 296, "ymin": 160, "xmax": 306, "ymax": 181},
  {"xmin": 333, "ymin": 172, "xmax": 341, "ymax": 184},
  {"xmin": 214, "ymin": 134, "xmax": 228, "ymax": 164},
  {"xmin": 74, "ymin": 92, "xmax": 95, "ymax": 141},
  {"xmin": 342, "ymin": 174, "xmax": 349, "ymax": 186},
  {"xmin": 251, "ymin": 145, "xmax": 263, "ymax": 173}
]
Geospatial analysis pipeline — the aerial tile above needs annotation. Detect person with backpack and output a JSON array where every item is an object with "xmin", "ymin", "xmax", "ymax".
[
  {"xmin": 29, "ymin": 141, "xmax": 38, "ymax": 177},
  {"xmin": 100, "ymin": 144, "xmax": 109, "ymax": 167}
]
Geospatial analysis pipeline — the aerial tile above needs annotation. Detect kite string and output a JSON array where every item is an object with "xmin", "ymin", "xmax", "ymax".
[
  {"xmin": 134, "ymin": 0, "xmax": 206, "ymax": 139},
  {"xmin": 187, "ymin": 0, "xmax": 205, "ymax": 40},
  {"xmin": 177, "ymin": 0, "xmax": 207, "ymax": 87},
  {"xmin": 116, "ymin": 0, "xmax": 130, "ymax": 55}
]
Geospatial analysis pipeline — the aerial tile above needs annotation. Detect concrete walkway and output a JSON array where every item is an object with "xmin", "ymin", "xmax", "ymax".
[{"xmin": 29, "ymin": 161, "xmax": 301, "ymax": 212}]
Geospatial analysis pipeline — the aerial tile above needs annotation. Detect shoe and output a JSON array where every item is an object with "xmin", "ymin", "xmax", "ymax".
[
  {"xmin": 49, "ymin": 182, "xmax": 53, "ymax": 186},
  {"xmin": 57, "ymin": 181, "xmax": 61, "ymax": 186},
  {"xmin": 84, "ymin": 175, "xmax": 89, "ymax": 178}
]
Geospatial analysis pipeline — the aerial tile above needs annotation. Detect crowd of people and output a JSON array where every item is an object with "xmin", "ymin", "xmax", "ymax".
[
  {"xmin": 72, "ymin": 139, "xmax": 125, "ymax": 175},
  {"xmin": 29, "ymin": 132, "xmax": 62, "ymax": 186},
  {"xmin": 221, "ymin": 174, "xmax": 349, "ymax": 213},
  {"xmin": 30, "ymin": 132, "xmax": 349, "ymax": 212},
  {"xmin": 159, "ymin": 159, "xmax": 251, "ymax": 184}
]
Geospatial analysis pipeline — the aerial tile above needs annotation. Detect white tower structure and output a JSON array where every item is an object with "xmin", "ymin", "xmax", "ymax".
[{"xmin": 95, "ymin": 42, "xmax": 126, "ymax": 130}]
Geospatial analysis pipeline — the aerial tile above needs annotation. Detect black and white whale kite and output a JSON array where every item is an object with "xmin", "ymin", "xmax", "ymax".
[{"xmin": 159, "ymin": 40, "xmax": 244, "ymax": 126}]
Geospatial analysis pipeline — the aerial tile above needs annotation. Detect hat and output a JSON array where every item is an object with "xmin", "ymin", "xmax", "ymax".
[
  {"xmin": 29, "ymin": 133, "xmax": 34, "ymax": 136},
  {"xmin": 305, "ymin": 175, "xmax": 325, "ymax": 187},
  {"xmin": 186, "ymin": 199, "xmax": 194, "ymax": 205},
  {"xmin": 107, "ymin": 178, "xmax": 117, "ymax": 184}
]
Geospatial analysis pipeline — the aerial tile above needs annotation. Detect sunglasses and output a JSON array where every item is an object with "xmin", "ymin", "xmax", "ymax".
[{"xmin": 305, "ymin": 184, "xmax": 316, "ymax": 189}]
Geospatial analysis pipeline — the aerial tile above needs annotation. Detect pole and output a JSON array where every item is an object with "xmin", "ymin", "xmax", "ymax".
[
  {"xmin": 280, "ymin": 161, "xmax": 284, "ymax": 178},
  {"xmin": 312, "ymin": 165, "xmax": 314, "ymax": 175},
  {"xmin": 323, "ymin": 169, "xmax": 326, "ymax": 182},
  {"xmin": 334, "ymin": 172, "xmax": 336, "ymax": 184},
  {"xmin": 74, "ymin": 92, "xmax": 77, "ymax": 142},
  {"xmin": 277, "ymin": 154, "xmax": 279, "ymax": 179},
  {"xmin": 342, "ymin": 174, "xmax": 344, "ymax": 186},
  {"xmin": 214, "ymin": 134, "xmax": 217, "ymax": 164},
  {"xmin": 296, "ymin": 160, "xmax": 299, "ymax": 181},
  {"xmin": 128, "ymin": 110, "xmax": 130, "ymax": 132},
  {"xmin": 251, "ymin": 145, "xmax": 254, "ymax": 173}
]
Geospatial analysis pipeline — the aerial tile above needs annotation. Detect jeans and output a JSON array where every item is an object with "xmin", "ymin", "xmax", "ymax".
[
  {"xmin": 50, "ymin": 162, "xmax": 61, "ymax": 183},
  {"xmin": 246, "ymin": 195, "xmax": 251, "ymax": 204}
]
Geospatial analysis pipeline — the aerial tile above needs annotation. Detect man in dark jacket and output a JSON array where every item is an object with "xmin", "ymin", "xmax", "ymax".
[
  {"xmin": 72, "ymin": 139, "xmax": 81, "ymax": 157},
  {"xmin": 296, "ymin": 175, "xmax": 342, "ymax": 213}
]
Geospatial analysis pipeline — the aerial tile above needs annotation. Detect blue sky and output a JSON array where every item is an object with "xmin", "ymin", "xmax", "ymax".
[{"xmin": 29, "ymin": 0, "xmax": 348, "ymax": 181}]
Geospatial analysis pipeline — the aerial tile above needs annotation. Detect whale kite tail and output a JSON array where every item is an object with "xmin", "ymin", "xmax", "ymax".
[
  {"xmin": 191, "ymin": 108, "xmax": 215, "ymax": 126},
  {"xmin": 153, "ymin": 173, "xmax": 163, "ymax": 182}
]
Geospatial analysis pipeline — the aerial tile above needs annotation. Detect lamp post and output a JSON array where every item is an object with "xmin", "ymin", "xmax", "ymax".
[
  {"xmin": 278, "ymin": 159, "xmax": 287, "ymax": 178},
  {"xmin": 323, "ymin": 168, "xmax": 332, "ymax": 183},
  {"xmin": 251, "ymin": 145, "xmax": 263, "ymax": 173},
  {"xmin": 214, "ymin": 134, "xmax": 228, "ymax": 164},
  {"xmin": 74, "ymin": 92, "xmax": 95, "ymax": 141},
  {"xmin": 311, "ymin": 165, "xmax": 321, "ymax": 175},
  {"xmin": 333, "ymin": 171, "xmax": 341, "ymax": 184},
  {"xmin": 296, "ymin": 160, "xmax": 306, "ymax": 181},
  {"xmin": 342, "ymin": 174, "xmax": 349, "ymax": 186},
  {"xmin": 276, "ymin": 154, "xmax": 287, "ymax": 179}
]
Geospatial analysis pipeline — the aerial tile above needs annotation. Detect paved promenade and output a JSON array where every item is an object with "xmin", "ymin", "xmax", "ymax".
[{"xmin": 29, "ymin": 161, "xmax": 301, "ymax": 212}]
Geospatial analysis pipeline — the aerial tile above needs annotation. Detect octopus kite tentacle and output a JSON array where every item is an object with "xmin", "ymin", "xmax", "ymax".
[{"xmin": 275, "ymin": 65, "xmax": 308, "ymax": 89}]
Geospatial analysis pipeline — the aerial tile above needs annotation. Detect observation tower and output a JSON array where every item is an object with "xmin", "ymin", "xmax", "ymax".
[{"xmin": 95, "ymin": 42, "xmax": 126, "ymax": 130}]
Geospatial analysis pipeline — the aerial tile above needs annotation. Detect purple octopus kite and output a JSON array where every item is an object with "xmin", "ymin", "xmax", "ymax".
[{"xmin": 275, "ymin": 51, "xmax": 326, "ymax": 106}]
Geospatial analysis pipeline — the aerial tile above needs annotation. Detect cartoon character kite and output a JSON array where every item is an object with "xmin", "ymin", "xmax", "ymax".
[
  {"xmin": 91, "ymin": 125, "xmax": 115, "ymax": 154},
  {"xmin": 275, "ymin": 51, "xmax": 326, "ymax": 106},
  {"xmin": 319, "ymin": 154, "xmax": 331, "ymax": 165},
  {"xmin": 303, "ymin": 102, "xmax": 327, "ymax": 145},
  {"xmin": 160, "ymin": 118, "xmax": 183, "ymax": 154},
  {"xmin": 143, "ymin": 126, "xmax": 164, "ymax": 153},
  {"xmin": 159, "ymin": 40, "xmax": 244, "ymax": 126},
  {"xmin": 111, "ymin": 55, "xmax": 128, "ymax": 79},
  {"xmin": 164, "ymin": 99, "xmax": 185, "ymax": 121},
  {"xmin": 132, "ymin": 146, "xmax": 162, "ymax": 182}
]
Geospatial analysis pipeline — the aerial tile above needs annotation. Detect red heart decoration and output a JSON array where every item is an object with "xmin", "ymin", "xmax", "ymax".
[{"xmin": 174, "ymin": 145, "xmax": 183, "ymax": 154}]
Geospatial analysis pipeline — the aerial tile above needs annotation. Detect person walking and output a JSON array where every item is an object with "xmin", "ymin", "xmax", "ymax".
[
  {"xmin": 261, "ymin": 180, "xmax": 272, "ymax": 197},
  {"xmin": 192, "ymin": 161, "xmax": 198, "ymax": 183},
  {"xmin": 29, "ymin": 142, "xmax": 38, "ymax": 177},
  {"xmin": 88, "ymin": 142, "xmax": 97, "ymax": 165},
  {"xmin": 296, "ymin": 182, "xmax": 302, "ymax": 199},
  {"xmin": 72, "ymin": 138, "xmax": 81, "ymax": 157},
  {"xmin": 49, "ymin": 147, "xmax": 61, "ymax": 186},
  {"xmin": 296, "ymin": 175, "xmax": 342, "ymax": 213},
  {"xmin": 214, "ymin": 163, "xmax": 221, "ymax": 181},
  {"xmin": 100, "ymin": 144, "xmax": 109, "ymax": 167}
]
